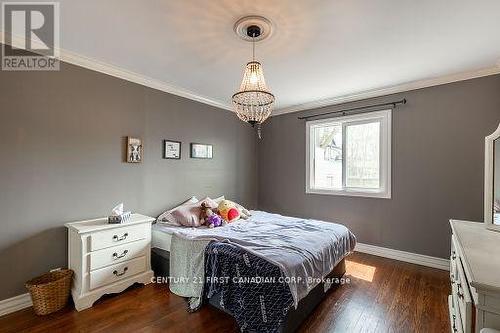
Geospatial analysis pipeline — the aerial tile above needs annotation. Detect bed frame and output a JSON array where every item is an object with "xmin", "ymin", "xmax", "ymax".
[{"xmin": 151, "ymin": 248, "xmax": 346, "ymax": 333}]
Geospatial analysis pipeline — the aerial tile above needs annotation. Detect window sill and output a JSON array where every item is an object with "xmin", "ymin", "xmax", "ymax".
[{"xmin": 305, "ymin": 188, "xmax": 391, "ymax": 199}]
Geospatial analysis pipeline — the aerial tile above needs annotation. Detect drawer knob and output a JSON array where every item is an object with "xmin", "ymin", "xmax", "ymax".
[
  {"xmin": 113, "ymin": 233, "xmax": 129, "ymax": 242},
  {"xmin": 113, "ymin": 250, "xmax": 129, "ymax": 259},
  {"xmin": 113, "ymin": 267, "xmax": 128, "ymax": 277}
]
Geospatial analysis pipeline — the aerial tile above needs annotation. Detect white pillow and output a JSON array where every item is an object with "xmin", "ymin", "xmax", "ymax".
[
  {"xmin": 213, "ymin": 195, "xmax": 225, "ymax": 204},
  {"xmin": 234, "ymin": 202, "xmax": 251, "ymax": 218},
  {"xmin": 157, "ymin": 196, "xmax": 199, "ymax": 225}
]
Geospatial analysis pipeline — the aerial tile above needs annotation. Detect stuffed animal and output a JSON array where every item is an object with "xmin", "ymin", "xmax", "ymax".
[
  {"xmin": 206, "ymin": 213, "xmax": 223, "ymax": 228},
  {"xmin": 199, "ymin": 202, "xmax": 211, "ymax": 224},
  {"xmin": 218, "ymin": 200, "xmax": 241, "ymax": 223},
  {"xmin": 200, "ymin": 202, "xmax": 224, "ymax": 228}
]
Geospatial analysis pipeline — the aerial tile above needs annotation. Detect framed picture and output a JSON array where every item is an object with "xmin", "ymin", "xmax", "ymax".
[
  {"xmin": 163, "ymin": 140, "xmax": 181, "ymax": 159},
  {"xmin": 127, "ymin": 137, "xmax": 143, "ymax": 163},
  {"xmin": 190, "ymin": 143, "xmax": 213, "ymax": 159}
]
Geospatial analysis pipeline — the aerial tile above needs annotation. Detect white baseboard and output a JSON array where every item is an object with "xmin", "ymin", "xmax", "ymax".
[
  {"xmin": 0, "ymin": 293, "xmax": 32, "ymax": 317},
  {"xmin": 355, "ymin": 242, "xmax": 450, "ymax": 271}
]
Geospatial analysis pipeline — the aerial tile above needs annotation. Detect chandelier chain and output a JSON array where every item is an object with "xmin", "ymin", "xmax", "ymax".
[{"xmin": 252, "ymin": 33, "xmax": 255, "ymax": 62}]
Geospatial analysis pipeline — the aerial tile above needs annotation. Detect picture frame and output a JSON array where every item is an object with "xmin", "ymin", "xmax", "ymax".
[
  {"xmin": 126, "ymin": 137, "xmax": 142, "ymax": 163},
  {"xmin": 163, "ymin": 140, "xmax": 181, "ymax": 159},
  {"xmin": 190, "ymin": 143, "xmax": 213, "ymax": 159}
]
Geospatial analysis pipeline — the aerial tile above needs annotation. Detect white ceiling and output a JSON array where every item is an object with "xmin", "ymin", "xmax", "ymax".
[{"xmin": 18, "ymin": 1, "xmax": 500, "ymax": 113}]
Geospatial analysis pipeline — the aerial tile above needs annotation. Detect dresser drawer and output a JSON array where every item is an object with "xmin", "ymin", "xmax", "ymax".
[
  {"xmin": 449, "ymin": 295, "xmax": 464, "ymax": 333},
  {"xmin": 89, "ymin": 239, "xmax": 148, "ymax": 270},
  {"xmin": 90, "ymin": 224, "xmax": 147, "ymax": 251},
  {"xmin": 453, "ymin": 255, "xmax": 473, "ymax": 333},
  {"xmin": 90, "ymin": 256, "xmax": 146, "ymax": 290}
]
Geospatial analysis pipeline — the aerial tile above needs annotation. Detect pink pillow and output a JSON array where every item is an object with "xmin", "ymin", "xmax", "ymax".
[
  {"xmin": 171, "ymin": 201, "xmax": 203, "ymax": 227},
  {"xmin": 157, "ymin": 196, "xmax": 198, "ymax": 225},
  {"xmin": 171, "ymin": 197, "xmax": 219, "ymax": 227}
]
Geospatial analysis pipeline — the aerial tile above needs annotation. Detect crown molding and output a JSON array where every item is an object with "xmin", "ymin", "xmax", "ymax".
[
  {"xmin": 2, "ymin": 31, "xmax": 500, "ymax": 116},
  {"xmin": 273, "ymin": 66, "xmax": 500, "ymax": 115},
  {"xmin": 0, "ymin": 31, "xmax": 233, "ymax": 112}
]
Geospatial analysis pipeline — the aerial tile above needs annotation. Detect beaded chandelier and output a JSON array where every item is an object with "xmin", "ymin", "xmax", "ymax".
[{"xmin": 232, "ymin": 24, "xmax": 275, "ymax": 139}]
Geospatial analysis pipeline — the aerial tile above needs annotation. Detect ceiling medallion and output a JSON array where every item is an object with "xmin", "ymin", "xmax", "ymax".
[{"xmin": 232, "ymin": 16, "xmax": 275, "ymax": 139}]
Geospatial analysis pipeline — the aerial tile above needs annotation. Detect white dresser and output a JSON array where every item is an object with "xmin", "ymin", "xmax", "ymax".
[
  {"xmin": 450, "ymin": 220, "xmax": 500, "ymax": 333},
  {"xmin": 65, "ymin": 214, "xmax": 155, "ymax": 311}
]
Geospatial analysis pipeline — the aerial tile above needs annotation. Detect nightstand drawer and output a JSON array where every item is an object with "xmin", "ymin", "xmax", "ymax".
[
  {"xmin": 90, "ymin": 256, "xmax": 146, "ymax": 290},
  {"xmin": 90, "ymin": 224, "xmax": 146, "ymax": 251},
  {"xmin": 90, "ymin": 239, "xmax": 148, "ymax": 270}
]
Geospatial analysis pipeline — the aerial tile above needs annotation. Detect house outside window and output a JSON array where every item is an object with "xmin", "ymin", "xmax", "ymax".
[{"xmin": 306, "ymin": 109, "xmax": 392, "ymax": 198}]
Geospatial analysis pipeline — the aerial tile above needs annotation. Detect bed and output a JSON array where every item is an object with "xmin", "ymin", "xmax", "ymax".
[{"xmin": 151, "ymin": 210, "xmax": 356, "ymax": 333}]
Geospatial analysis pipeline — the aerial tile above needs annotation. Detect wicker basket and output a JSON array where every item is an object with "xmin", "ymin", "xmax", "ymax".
[{"xmin": 25, "ymin": 269, "xmax": 73, "ymax": 315}]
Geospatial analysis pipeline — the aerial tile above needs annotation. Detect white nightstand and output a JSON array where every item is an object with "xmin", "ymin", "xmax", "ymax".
[{"xmin": 65, "ymin": 214, "xmax": 155, "ymax": 311}]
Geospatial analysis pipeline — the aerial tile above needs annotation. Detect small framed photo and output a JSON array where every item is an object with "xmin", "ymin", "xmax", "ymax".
[
  {"xmin": 163, "ymin": 140, "xmax": 181, "ymax": 159},
  {"xmin": 190, "ymin": 143, "xmax": 213, "ymax": 159},
  {"xmin": 127, "ymin": 137, "xmax": 142, "ymax": 163}
]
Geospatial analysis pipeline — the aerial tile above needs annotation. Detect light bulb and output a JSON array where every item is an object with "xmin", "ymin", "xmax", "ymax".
[{"xmin": 249, "ymin": 72, "xmax": 258, "ymax": 84}]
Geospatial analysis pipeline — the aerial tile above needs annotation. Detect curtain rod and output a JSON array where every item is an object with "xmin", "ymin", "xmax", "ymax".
[{"xmin": 297, "ymin": 98, "xmax": 407, "ymax": 120}]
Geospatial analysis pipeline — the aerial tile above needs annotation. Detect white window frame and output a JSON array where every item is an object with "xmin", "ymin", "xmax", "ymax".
[{"xmin": 305, "ymin": 109, "xmax": 392, "ymax": 199}]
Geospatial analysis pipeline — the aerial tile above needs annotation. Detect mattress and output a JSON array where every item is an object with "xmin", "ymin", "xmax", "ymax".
[
  {"xmin": 152, "ymin": 223, "xmax": 213, "ymax": 251},
  {"xmin": 151, "ymin": 223, "xmax": 178, "ymax": 251}
]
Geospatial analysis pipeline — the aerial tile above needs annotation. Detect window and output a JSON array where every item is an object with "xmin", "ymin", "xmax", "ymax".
[{"xmin": 306, "ymin": 109, "xmax": 391, "ymax": 198}]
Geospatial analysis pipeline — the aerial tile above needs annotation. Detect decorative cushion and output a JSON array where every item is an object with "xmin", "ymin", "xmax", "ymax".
[{"xmin": 157, "ymin": 196, "xmax": 198, "ymax": 225}]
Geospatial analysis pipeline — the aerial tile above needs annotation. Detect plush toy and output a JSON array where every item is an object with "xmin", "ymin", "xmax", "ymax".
[
  {"xmin": 200, "ymin": 202, "xmax": 224, "ymax": 228},
  {"xmin": 218, "ymin": 200, "xmax": 241, "ymax": 223},
  {"xmin": 206, "ymin": 214, "xmax": 223, "ymax": 228}
]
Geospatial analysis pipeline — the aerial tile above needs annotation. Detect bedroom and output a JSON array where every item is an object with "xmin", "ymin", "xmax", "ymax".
[{"xmin": 0, "ymin": 1, "xmax": 500, "ymax": 332}]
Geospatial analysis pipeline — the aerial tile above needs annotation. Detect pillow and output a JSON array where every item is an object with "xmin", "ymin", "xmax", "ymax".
[
  {"xmin": 157, "ymin": 196, "xmax": 198, "ymax": 225},
  {"xmin": 213, "ymin": 195, "xmax": 225, "ymax": 204},
  {"xmin": 171, "ymin": 201, "xmax": 203, "ymax": 227},
  {"xmin": 233, "ymin": 201, "xmax": 251, "ymax": 218}
]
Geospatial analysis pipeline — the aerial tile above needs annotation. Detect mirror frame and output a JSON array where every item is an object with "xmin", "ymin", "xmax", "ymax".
[{"xmin": 485, "ymin": 123, "xmax": 500, "ymax": 232}]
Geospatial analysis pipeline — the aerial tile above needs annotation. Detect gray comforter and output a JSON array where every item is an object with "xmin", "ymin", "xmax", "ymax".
[{"xmin": 168, "ymin": 210, "xmax": 356, "ymax": 307}]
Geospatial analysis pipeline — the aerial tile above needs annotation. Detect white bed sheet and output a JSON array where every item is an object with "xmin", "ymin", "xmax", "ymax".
[
  {"xmin": 152, "ymin": 224, "xmax": 178, "ymax": 251},
  {"xmin": 152, "ymin": 223, "xmax": 212, "ymax": 251}
]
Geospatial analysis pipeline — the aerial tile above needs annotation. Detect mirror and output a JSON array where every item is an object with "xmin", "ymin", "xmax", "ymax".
[
  {"xmin": 495, "ymin": 138, "xmax": 500, "ymax": 224},
  {"xmin": 485, "ymin": 123, "xmax": 500, "ymax": 231}
]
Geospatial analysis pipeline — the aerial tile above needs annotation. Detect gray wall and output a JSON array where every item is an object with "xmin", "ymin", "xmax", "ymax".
[
  {"xmin": 258, "ymin": 74, "xmax": 500, "ymax": 259},
  {"xmin": 0, "ymin": 62, "xmax": 258, "ymax": 299}
]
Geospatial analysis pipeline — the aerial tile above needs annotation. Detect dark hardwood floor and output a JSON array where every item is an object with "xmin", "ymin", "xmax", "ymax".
[{"xmin": 0, "ymin": 252, "xmax": 450, "ymax": 333}]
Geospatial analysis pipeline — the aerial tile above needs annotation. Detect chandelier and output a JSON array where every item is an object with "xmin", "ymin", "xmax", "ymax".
[{"xmin": 232, "ymin": 19, "xmax": 275, "ymax": 139}]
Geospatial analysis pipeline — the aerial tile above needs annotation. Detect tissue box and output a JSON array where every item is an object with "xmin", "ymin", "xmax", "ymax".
[{"xmin": 108, "ymin": 211, "xmax": 132, "ymax": 224}]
